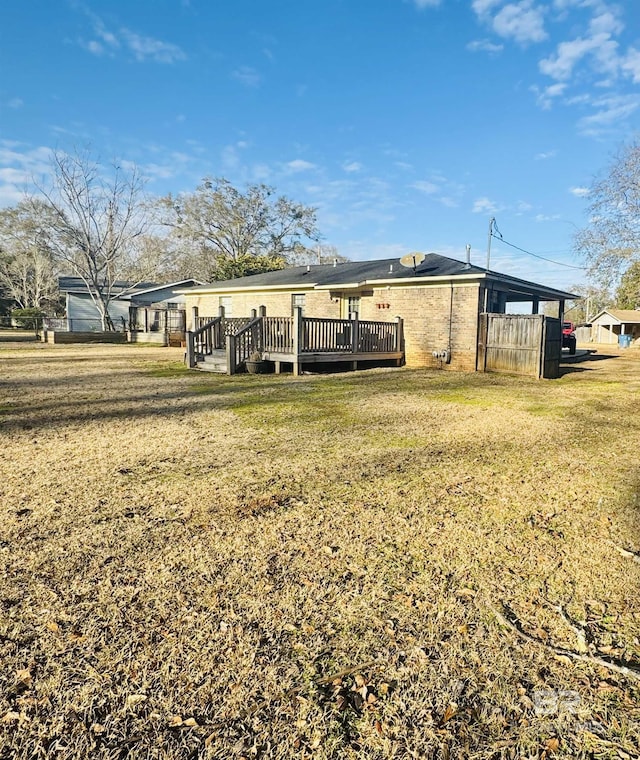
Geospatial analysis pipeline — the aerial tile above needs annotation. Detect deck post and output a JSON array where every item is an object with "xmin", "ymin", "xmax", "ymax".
[
  {"xmin": 394, "ymin": 316, "xmax": 404, "ymax": 352},
  {"xmin": 186, "ymin": 331, "xmax": 195, "ymax": 367},
  {"xmin": 226, "ymin": 334, "xmax": 235, "ymax": 375},
  {"xmin": 218, "ymin": 305, "xmax": 225, "ymax": 318},
  {"xmin": 250, "ymin": 309, "xmax": 257, "ymax": 319},
  {"xmin": 259, "ymin": 305, "xmax": 267, "ymax": 317},
  {"xmin": 293, "ymin": 306, "xmax": 302, "ymax": 376},
  {"xmin": 191, "ymin": 306, "xmax": 199, "ymax": 331},
  {"xmin": 351, "ymin": 312, "xmax": 359, "ymax": 353}
]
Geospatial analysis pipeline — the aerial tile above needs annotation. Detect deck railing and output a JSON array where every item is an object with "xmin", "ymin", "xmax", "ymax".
[
  {"xmin": 262, "ymin": 316, "xmax": 294, "ymax": 352},
  {"xmin": 302, "ymin": 317, "xmax": 353, "ymax": 352}
]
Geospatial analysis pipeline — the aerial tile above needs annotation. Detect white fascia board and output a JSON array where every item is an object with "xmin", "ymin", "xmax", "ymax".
[
  {"xmin": 178, "ymin": 283, "xmax": 318, "ymax": 295},
  {"xmin": 314, "ymin": 273, "xmax": 487, "ymax": 290}
]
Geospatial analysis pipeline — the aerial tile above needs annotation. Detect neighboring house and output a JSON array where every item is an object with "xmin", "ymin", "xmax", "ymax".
[
  {"xmin": 182, "ymin": 254, "xmax": 577, "ymax": 371},
  {"xmin": 58, "ymin": 277, "xmax": 201, "ymax": 332},
  {"xmin": 590, "ymin": 309, "xmax": 640, "ymax": 345}
]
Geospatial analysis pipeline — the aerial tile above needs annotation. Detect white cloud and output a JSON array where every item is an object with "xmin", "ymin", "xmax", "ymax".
[
  {"xmin": 589, "ymin": 9, "xmax": 624, "ymax": 36},
  {"xmin": 577, "ymin": 94, "xmax": 640, "ymax": 135},
  {"xmin": 535, "ymin": 149, "xmax": 557, "ymax": 160},
  {"xmin": 232, "ymin": 66, "xmax": 261, "ymax": 87},
  {"xmin": 6, "ymin": 98, "xmax": 23, "ymax": 109},
  {"xmin": 285, "ymin": 159, "xmax": 316, "ymax": 173},
  {"xmin": 0, "ymin": 141, "xmax": 53, "ymax": 208},
  {"xmin": 412, "ymin": 0, "xmax": 442, "ymax": 7},
  {"xmin": 622, "ymin": 48, "xmax": 640, "ymax": 83},
  {"xmin": 411, "ymin": 180, "xmax": 439, "ymax": 194},
  {"xmin": 472, "ymin": 196, "xmax": 501, "ymax": 214},
  {"xmin": 466, "ymin": 39, "xmax": 504, "ymax": 53},
  {"xmin": 120, "ymin": 29, "xmax": 186, "ymax": 63},
  {"xmin": 535, "ymin": 213, "xmax": 561, "ymax": 221},
  {"xmin": 492, "ymin": 1, "xmax": 547, "ymax": 44},
  {"xmin": 570, "ymin": 186, "xmax": 590, "ymax": 196},
  {"xmin": 79, "ymin": 15, "xmax": 185, "ymax": 63},
  {"xmin": 343, "ymin": 161, "xmax": 362, "ymax": 172},
  {"xmin": 472, "ymin": 0, "xmax": 503, "ymax": 14},
  {"xmin": 532, "ymin": 81, "xmax": 567, "ymax": 108},
  {"xmin": 539, "ymin": 36, "xmax": 603, "ymax": 80}
]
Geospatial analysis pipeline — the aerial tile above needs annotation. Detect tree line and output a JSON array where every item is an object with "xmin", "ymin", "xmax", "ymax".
[
  {"xmin": 0, "ymin": 148, "xmax": 342, "ymax": 330},
  {"xmin": 2, "ymin": 142, "xmax": 640, "ymax": 329}
]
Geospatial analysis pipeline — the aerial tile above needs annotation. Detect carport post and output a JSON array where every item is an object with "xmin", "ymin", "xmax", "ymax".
[
  {"xmin": 532, "ymin": 298, "xmax": 539, "ymax": 315},
  {"xmin": 558, "ymin": 300, "xmax": 565, "ymax": 325}
]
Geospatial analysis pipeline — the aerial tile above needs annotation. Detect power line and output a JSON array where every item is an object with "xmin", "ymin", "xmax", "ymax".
[{"xmin": 490, "ymin": 224, "xmax": 585, "ymax": 270}]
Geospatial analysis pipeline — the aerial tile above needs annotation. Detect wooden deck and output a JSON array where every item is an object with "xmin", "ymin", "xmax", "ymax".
[{"xmin": 187, "ymin": 308, "xmax": 404, "ymax": 375}]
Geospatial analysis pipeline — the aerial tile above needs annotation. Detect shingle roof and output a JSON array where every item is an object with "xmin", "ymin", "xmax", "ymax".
[
  {"xmin": 604, "ymin": 309, "xmax": 640, "ymax": 323},
  {"xmin": 189, "ymin": 254, "xmax": 486, "ymax": 291},
  {"xmin": 58, "ymin": 276, "xmax": 159, "ymax": 295},
  {"xmin": 184, "ymin": 253, "xmax": 578, "ymax": 301}
]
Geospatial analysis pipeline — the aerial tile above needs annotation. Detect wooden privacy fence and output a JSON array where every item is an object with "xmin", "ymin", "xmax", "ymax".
[{"xmin": 477, "ymin": 314, "xmax": 561, "ymax": 379}]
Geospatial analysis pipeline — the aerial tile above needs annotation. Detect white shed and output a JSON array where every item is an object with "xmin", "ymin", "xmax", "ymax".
[{"xmin": 590, "ymin": 309, "xmax": 640, "ymax": 345}]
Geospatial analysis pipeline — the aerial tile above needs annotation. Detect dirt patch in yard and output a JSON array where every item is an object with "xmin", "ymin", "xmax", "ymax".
[{"xmin": 0, "ymin": 343, "xmax": 638, "ymax": 758}]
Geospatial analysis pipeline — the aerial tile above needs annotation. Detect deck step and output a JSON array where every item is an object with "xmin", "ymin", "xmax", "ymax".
[{"xmin": 196, "ymin": 361, "xmax": 227, "ymax": 373}]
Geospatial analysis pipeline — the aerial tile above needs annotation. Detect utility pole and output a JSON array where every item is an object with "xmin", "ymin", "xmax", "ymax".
[{"xmin": 486, "ymin": 217, "xmax": 495, "ymax": 271}]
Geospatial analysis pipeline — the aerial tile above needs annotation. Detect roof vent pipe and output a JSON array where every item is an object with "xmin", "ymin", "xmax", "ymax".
[
  {"xmin": 389, "ymin": 263, "xmax": 393, "ymax": 273},
  {"xmin": 306, "ymin": 264, "xmax": 310, "ymax": 272},
  {"xmin": 465, "ymin": 244, "xmax": 471, "ymax": 269},
  {"xmin": 333, "ymin": 258, "xmax": 338, "ymax": 267}
]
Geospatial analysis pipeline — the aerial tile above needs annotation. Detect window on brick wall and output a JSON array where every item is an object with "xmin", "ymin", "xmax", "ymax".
[
  {"xmin": 291, "ymin": 293, "xmax": 305, "ymax": 315},
  {"xmin": 342, "ymin": 295, "xmax": 360, "ymax": 318}
]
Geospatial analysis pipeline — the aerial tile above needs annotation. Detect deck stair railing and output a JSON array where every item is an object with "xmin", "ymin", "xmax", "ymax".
[
  {"xmin": 227, "ymin": 317, "xmax": 262, "ymax": 374},
  {"xmin": 188, "ymin": 315, "xmax": 222, "ymax": 366}
]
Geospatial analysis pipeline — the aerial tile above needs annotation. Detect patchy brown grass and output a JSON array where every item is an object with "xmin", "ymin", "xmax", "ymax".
[{"xmin": 0, "ymin": 341, "xmax": 638, "ymax": 759}]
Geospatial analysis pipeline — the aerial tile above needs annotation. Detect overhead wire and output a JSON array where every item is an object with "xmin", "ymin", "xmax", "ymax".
[{"xmin": 490, "ymin": 220, "xmax": 585, "ymax": 270}]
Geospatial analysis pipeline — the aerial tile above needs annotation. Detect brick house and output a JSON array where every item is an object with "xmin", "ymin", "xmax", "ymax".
[{"xmin": 182, "ymin": 253, "xmax": 576, "ymax": 372}]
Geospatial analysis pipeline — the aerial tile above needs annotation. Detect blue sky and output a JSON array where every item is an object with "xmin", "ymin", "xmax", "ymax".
[{"xmin": 1, "ymin": 0, "xmax": 639, "ymax": 290}]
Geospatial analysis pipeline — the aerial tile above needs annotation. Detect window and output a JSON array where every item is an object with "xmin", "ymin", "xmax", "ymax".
[
  {"xmin": 292, "ymin": 293, "xmax": 306, "ymax": 315},
  {"xmin": 219, "ymin": 296, "xmax": 232, "ymax": 316},
  {"xmin": 342, "ymin": 295, "xmax": 360, "ymax": 318}
]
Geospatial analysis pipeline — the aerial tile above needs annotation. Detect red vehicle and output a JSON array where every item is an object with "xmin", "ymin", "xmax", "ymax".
[{"xmin": 562, "ymin": 321, "xmax": 577, "ymax": 354}]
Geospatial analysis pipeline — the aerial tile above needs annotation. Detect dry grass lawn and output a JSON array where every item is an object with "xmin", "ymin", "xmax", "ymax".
[{"xmin": 0, "ymin": 341, "xmax": 639, "ymax": 759}]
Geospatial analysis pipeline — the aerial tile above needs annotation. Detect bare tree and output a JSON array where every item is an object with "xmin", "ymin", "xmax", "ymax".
[
  {"xmin": 289, "ymin": 244, "xmax": 349, "ymax": 266},
  {"xmin": 158, "ymin": 177, "xmax": 319, "ymax": 281},
  {"xmin": 574, "ymin": 141, "xmax": 640, "ymax": 289},
  {"xmin": 0, "ymin": 200, "xmax": 58, "ymax": 309},
  {"xmin": 616, "ymin": 261, "xmax": 640, "ymax": 310},
  {"xmin": 33, "ymin": 149, "xmax": 148, "ymax": 330}
]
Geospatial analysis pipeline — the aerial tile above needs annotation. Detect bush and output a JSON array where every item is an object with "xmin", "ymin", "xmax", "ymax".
[{"xmin": 11, "ymin": 307, "xmax": 44, "ymax": 330}]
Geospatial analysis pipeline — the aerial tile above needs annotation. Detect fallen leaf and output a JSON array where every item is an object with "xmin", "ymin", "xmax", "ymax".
[
  {"xmin": 168, "ymin": 715, "xmax": 183, "ymax": 727},
  {"xmin": 1, "ymin": 712, "xmax": 20, "ymax": 724},
  {"xmin": 545, "ymin": 737, "xmax": 560, "ymax": 752},
  {"xmin": 15, "ymin": 669, "xmax": 32, "ymax": 689},
  {"xmin": 182, "ymin": 717, "xmax": 198, "ymax": 727},
  {"xmin": 442, "ymin": 703, "xmax": 458, "ymax": 723},
  {"xmin": 45, "ymin": 621, "xmax": 60, "ymax": 633}
]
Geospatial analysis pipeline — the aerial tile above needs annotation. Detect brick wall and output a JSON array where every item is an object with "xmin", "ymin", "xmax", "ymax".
[{"xmin": 185, "ymin": 282, "xmax": 482, "ymax": 371}]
